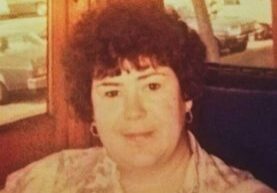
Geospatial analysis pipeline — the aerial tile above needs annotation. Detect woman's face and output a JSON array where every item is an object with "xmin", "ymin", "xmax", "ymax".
[{"xmin": 92, "ymin": 59, "xmax": 192, "ymax": 169}]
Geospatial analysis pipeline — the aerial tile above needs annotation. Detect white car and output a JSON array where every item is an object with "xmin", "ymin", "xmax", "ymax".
[{"xmin": 0, "ymin": 32, "xmax": 46, "ymax": 104}]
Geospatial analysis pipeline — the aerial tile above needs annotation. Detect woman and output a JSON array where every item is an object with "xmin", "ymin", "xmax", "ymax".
[{"xmin": 1, "ymin": 2, "xmax": 275, "ymax": 193}]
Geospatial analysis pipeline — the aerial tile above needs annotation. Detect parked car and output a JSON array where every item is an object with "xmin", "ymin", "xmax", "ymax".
[
  {"xmin": 0, "ymin": 32, "xmax": 46, "ymax": 104},
  {"xmin": 254, "ymin": 22, "xmax": 272, "ymax": 41},
  {"xmin": 213, "ymin": 17, "xmax": 256, "ymax": 53},
  {"xmin": 184, "ymin": 16, "xmax": 256, "ymax": 55},
  {"xmin": 0, "ymin": 0, "xmax": 47, "ymax": 17}
]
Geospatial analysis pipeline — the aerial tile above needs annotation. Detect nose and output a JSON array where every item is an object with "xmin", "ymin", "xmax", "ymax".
[{"xmin": 124, "ymin": 87, "xmax": 146, "ymax": 120}]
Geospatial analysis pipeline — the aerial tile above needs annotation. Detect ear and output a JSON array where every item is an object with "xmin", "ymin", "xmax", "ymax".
[{"xmin": 184, "ymin": 100, "xmax": 193, "ymax": 113}]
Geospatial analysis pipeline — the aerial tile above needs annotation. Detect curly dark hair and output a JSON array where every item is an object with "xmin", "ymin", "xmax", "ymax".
[{"xmin": 63, "ymin": 1, "xmax": 206, "ymax": 122}]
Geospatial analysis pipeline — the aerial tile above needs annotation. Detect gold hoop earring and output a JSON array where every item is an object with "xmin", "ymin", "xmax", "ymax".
[
  {"xmin": 90, "ymin": 122, "xmax": 99, "ymax": 137},
  {"xmin": 185, "ymin": 111, "xmax": 193, "ymax": 124}
]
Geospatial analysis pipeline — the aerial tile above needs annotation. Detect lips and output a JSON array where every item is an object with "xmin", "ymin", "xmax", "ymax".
[
  {"xmin": 124, "ymin": 131, "xmax": 153, "ymax": 137},
  {"xmin": 123, "ymin": 131, "xmax": 154, "ymax": 143}
]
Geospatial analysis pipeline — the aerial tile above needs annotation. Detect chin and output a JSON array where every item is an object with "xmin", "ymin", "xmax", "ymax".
[{"xmin": 122, "ymin": 153, "xmax": 161, "ymax": 169}]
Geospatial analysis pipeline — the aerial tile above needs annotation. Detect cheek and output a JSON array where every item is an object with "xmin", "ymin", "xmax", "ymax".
[
  {"xmin": 148, "ymin": 83, "xmax": 183, "ymax": 118},
  {"xmin": 147, "ymin": 92, "xmax": 185, "ymax": 134},
  {"xmin": 92, "ymin": 96, "xmax": 123, "ymax": 133},
  {"xmin": 92, "ymin": 102, "xmax": 118, "ymax": 144}
]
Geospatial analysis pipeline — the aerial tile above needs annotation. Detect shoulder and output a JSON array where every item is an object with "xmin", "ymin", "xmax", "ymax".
[
  {"xmin": 189, "ymin": 132, "xmax": 276, "ymax": 193},
  {"xmin": 227, "ymin": 179, "xmax": 276, "ymax": 193},
  {"xmin": 2, "ymin": 147, "xmax": 105, "ymax": 193},
  {"xmin": 202, "ymin": 154, "xmax": 276, "ymax": 193}
]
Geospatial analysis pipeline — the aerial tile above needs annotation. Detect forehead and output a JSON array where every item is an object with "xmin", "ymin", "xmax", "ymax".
[
  {"xmin": 120, "ymin": 57, "xmax": 155, "ymax": 71},
  {"xmin": 93, "ymin": 56, "xmax": 165, "ymax": 80}
]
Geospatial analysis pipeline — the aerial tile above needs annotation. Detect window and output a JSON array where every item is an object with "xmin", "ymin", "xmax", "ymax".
[
  {"xmin": 0, "ymin": 0, "xmax": 47, "ymax": 125},
  {"xmin": 164, "ymin": 0, "xmax": 274, "ymax": 69}
]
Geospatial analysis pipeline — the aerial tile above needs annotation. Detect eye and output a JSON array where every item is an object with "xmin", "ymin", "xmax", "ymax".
[
  {"xmin": 148, "ymin": 83, "xmax": 161, "ymax": 91},
  {"xmin": 105, "ymin": 90, "xmax": 119, "ymax": 98}
]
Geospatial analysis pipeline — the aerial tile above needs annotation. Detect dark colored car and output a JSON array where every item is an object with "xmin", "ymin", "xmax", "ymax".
[
  {"xmin": 0, "ymin": 32, "xmax": 46, "ymax": 104},
  {"xmin": 184, "ymin": 16, "xmax": 256, "ymax": 55},
  {"xmin": 212, "ymin": 17, "xmax": 255, "ymax": 53},
  {"xmin": 254, "ymin": 22, "xmax": 272, "ymax": 40}
]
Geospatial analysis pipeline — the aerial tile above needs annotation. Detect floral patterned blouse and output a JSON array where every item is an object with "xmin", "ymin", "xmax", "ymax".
[{"xmin": 1, "ymin": 132, "xmax": 275, "ymax": 193}]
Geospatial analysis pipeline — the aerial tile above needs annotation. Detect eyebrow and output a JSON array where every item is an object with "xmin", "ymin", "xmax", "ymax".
[
  {"xmin": 96, "ymin": 72, "xmax": 166, "ymax": 87},
  {"xmin": 137, "ymin": 72, "xmax": 166, "ymax": 80},
  {"xmin": 96, "ymin": 82, "xmax": 122, "ymax": 87}
]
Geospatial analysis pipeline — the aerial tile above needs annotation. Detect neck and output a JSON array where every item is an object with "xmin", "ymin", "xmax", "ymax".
[{"xmin": 119, "ymin": 134, "xmax": 192, "ymax": 193}]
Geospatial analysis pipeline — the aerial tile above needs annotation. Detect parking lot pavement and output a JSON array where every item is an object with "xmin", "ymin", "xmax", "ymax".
[{"xmin": 220, "ymin": 39, "xmax": 274, "ymax": 68}]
